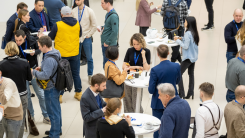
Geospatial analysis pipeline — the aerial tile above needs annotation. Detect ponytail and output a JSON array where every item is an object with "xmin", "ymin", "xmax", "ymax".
[
  {"xmin": 104, "ymin": 98, "xmax": 122, "ymax": 117},
  {"xmin": 13, "ymin": 18, "xmax": 19, "ymax": 33},
  {"xmin": 13, "ymin": 9, "xmax": 29, "ymax": 33}
]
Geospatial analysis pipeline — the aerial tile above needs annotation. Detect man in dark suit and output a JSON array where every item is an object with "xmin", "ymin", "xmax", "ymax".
[
  {"xmin": 4, "ymin": 2, "xmax": 28, "ymax": 43},
  {"xmin": 80, "ymin": 73, "xmax": 107, "ymax": 138},
  {"xmin": 27, "ymin": 0, "xmax": 53, "ymax": 33},
  {"xmin": 148, "ymin": 44, "xmax": 181, "ymax": 138}
]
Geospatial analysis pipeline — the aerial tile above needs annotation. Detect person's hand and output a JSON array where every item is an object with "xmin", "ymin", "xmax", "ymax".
[
  {"xmin": 179, "ymin": 37, "xmax": 182, "ymax": 40},
  {"xmin": 38, "ymin": 33, "xmax": 44, "ymax": 38},
  {"xmin": 174, "ymin": 36, "xmax": 179, "ymax": 41},
  {"xmin": 124, "ymin": 115, "xmax": 132, "ymax": 126},
  {"xmin": 157, "ymin": 5, "xmax": 162, "ymax": 9},
  {"xmin": 0, "ymin": 71, "xmax": 3, "ymax": 85},
  {"xmin": 150, "ymin": 2, "xmax": 154, "ymax": 6},
  {"xmin": 138, "ymin": 67, "xmax": 143, "ymax": 71},
  {"xmin": 40, "ymin": 27, "xmax": 44, "ymax": 32},
  {"xmin": 35, "ymin": 67, "xmax": 41, "ymax": 71},
  {"xmin": 102, "ymin": 106, "xmax": 106, "ymax": 113},
  {"xmin": 30, "ymin": 50, "xmax": 35, "ymax": 56},
  {"xmin": 86, "ymin": 36, "xmax": 90, "ymax": 38},
  {"xmin": 97, "ymin": 28, "xmax": 101, "ymax": 32},
  {"xmin": 141, "ymin": 49, "xmax": 146, "ymax": 57},
  {"xmin": 124, "ymin": 66, "xmax": 130, "ymax": 72},
  {"xmin": 104, "ymin": 43, "xmax": 109, "ymax": 47}
]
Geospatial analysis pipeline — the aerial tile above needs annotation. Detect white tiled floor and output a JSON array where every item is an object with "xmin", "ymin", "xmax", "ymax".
[{"xmin": 1, "ymin": 0, "xmax": 244, "ymax": 137}]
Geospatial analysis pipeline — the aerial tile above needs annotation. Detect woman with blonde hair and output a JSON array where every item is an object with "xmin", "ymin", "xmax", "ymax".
[
  {"xmin": 135, "ymin": 0, "xmax": 161, "ymax": 36},
  {"xmin": 96, "ymin": 98, "xmax": 135, "ymax": 138},
  {"xmin": 0, "ymin": 41, "xmax": 32, "ymax": 138},
  {"xmin": 122, "ymin": 33, "xmax": 151, "ymax": 113},
  {"xmin": 14, "ymin": 9, "xmax": 31, "ymax": 35},
  {"xmin": 236, "ymin": 20, "xmax": 245, "ymax": 57}
]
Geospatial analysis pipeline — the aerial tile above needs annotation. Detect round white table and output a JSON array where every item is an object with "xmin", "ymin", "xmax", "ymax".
[
  {"xmin": 0, "ymin": 112, "xmax": 2, "ymax": 121},
  {"xmin": 125, "ymin": 113, "xmax": 161, "ymax": 138},
  {"xmin": 124, "ymin": 74, "xmax": 150, "ymax": 113},
  {"xmin": 144, "ymin": 36, "xmax": 179, "ymax": 67}
]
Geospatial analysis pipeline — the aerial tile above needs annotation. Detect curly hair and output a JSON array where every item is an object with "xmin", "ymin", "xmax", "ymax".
[
  {"xmin": 236, "ymin": 20, "xmax": 245, "ymax": 45},
  {"xmin": 130, "ymin": 33, "xmax": 147, "ymax": 49}
]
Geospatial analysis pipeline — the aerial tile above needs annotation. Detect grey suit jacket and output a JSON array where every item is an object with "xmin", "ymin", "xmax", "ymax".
[{"xmin": 80, "ymin": 87, "xmax": 107, "ymax": 138}]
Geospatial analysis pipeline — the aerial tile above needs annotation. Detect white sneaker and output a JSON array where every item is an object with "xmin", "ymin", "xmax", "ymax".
[{"xmin": 43, "ymin": 117, "xmax": 51, "ymax": 125}]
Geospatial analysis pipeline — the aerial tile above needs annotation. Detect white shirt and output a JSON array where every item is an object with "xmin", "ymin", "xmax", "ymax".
[
  {"xmin": 89, "ymin": 87, "xmax": 99, "ymax": 97},
  {"xmin": 195, "ymin": 100, "xmax": 224, "ymax": 138}
]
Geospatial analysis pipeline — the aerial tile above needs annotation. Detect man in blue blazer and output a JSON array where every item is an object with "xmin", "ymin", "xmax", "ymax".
[
  {"xmin": 148, "ymin": 44, "xmax": 181, "ymax": 138},
  {"xmin": 80, "ymin": 73, "xmax": 107, "ymax": 138},
  {"xmin": 4, "ymin": 2, "xmax": 28, "ymax": 43},
  {"xmin": 27, "ymin": 0, "xmax": 53, "ymax": 33}
]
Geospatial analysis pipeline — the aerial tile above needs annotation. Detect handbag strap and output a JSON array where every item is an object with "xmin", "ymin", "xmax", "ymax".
[{"xmin": 106, "ymin": 65, "xmax": 110, "ymax": 79}]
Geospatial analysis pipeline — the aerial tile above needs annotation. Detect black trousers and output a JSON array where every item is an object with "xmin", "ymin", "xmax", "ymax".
[
  {"xmin": 178, "ymin": 59, "xmax": 195, "ymax": 97},
  {"xmin": 204, "ymin": 0, "xmax": 214, "ymax": 26},
  {"xmin": 166, "ymin": 26, "xmax": 184, "ymax": 63},
  {"xmin": 139, "ymin": 27, "xmax": 149, "ymax": 37}
]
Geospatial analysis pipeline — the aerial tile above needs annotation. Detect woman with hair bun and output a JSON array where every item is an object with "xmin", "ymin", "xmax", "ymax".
[{"xmin": 96, "ymin": 98, "xmax": 135, "ymax": 138}]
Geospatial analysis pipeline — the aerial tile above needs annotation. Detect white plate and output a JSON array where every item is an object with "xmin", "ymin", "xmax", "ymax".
[
  {"xmin": 23, "ymin": 49, "xmax": 35, "ymax": 54},
  {"xmin": 167, "ymin": 40, "xmax": 175, "ymax": 44},
  {"xmin": 156, "ymin": 39, "xmax": 164, "ymax": 42},
  {"xmin": 144, "ymin": 126, "xmax": 154, "ymax": 130}
]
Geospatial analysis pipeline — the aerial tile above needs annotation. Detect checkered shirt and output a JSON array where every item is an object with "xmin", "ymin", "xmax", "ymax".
[{"xmin": 160, "ymin": 0, "xmax": 189, "ymax": 27}]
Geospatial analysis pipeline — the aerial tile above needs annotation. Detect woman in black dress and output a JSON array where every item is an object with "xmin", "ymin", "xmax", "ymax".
[
  {"xmin": 96, "ymin": 98, "xmax": 135, "ymax": 138},
  {"xmin": 122, "ymin": 33, "xmax": 151, "ymax": 113}
]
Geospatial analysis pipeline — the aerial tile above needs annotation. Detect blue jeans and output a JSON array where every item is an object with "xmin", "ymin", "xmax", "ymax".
[
  {"xmin": 27, "ymin": 79, "xmax": 48, "ymax": 118},
  {"xmin": 152, "ymin": 109, "xmax": 164, "ymax": 138},
  {"xmin": 226, "ymin": 52, "xmax": 236, "ymax": 63},
  {"xmin": 60, "ymin": 53, "xmax": 82, "ymax": 95},
  {"xmin": 44, "ymin": 87, "xmax": 62, "ymax": 138},
  {"xmin": 226, "ymin": 89, "xmax": 235, "ymax": 102},
  {"xmin": 0, "ymin": 118, "xmax": 22, "ymax": 138},
  {"xmin": 102, "ymin": 44, "xmax": 108, "ymax": 69},
  {"xmin": 81, "ymin": 38, "xmax": 93, "ymax": 76}
]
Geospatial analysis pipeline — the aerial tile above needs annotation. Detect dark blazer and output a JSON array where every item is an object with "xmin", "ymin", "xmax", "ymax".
[
  {"xmin": 27, "ymin": 9, "xmax": 53, "ymax": 33},
  {"xmin": 80, "ymin": 87, "xmax": 107, "ymax": 138},
  {"xmin": 159, "ymin": 96, "xmax": 191, "ymax": 138},
  {"xmin": 135, "ymin": 0, "xmax": 157, "ymax": 27},
  {"xmin": 148, "ymin": 60, "xmax": 181, "ymax": 109},
  {"xmin": 96, "ymin": 118, "xmax": 135, "ymax": 138},
  {"xmin": 5, "ymin": 13, "xmax": 18, "ymax": 42}
]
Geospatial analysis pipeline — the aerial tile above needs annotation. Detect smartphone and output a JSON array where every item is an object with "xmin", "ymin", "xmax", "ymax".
[{"xmin": 148, "ymin": 41, "xmax": 155, "ymax": 44}]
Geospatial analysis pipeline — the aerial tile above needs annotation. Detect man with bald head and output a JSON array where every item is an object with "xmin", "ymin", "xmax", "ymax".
[
  {"xmin": 225, "ymin": 9, "xmax": 243, "ymax": 63},
  {"xmin": 225, "ymin": 45, "xmax": 245, "ymax": 102},
  {"xmin": 224, "ymin": 85, "xmax": 245, "ymax": 138},
  {"xmin": 157, "ymin": 83, "xmax": 191, "ymax": 138}
]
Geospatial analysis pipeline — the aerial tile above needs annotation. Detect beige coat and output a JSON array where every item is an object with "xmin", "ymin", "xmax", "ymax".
[
  {"xmin": 224, "ymin": 100, "xmax": 245, "ymax": 138},
  {"xmin": 72, "ymin": 6, "xmax": 97, "ymax": 43}
]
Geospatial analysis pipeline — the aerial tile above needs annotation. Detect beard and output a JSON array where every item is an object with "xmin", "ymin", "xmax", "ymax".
[{"xmin": 96, "ymin": 88, "xmax": 103, "ymax": 93}]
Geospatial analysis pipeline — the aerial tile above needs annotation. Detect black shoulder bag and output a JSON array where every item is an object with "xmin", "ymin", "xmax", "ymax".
[{"xmin": 100, "ymin": 65, "xmax": 124, "ymax": 98}]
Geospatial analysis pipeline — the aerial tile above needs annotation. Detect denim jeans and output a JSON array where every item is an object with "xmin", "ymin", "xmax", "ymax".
[
  {"xmin": 18, "ymin": 95, "xmax": 28, "ymax": 138},
  {"xmin": 0, "ymin": 118, "xmax": 23, "ymax": 138},
  {"xmin": 44, "ymin": 87, "xmax": 62, "ymax": 138},
  {"xmin": 60, "ymin": 54, "xmax": 82, "ymax": 95},
  {"xmin": 81, "ymin": 38, "xmax": 94, "ymax": 76},
  {"xmin": 27, "ymin": 79, "xmax": 48, "ymax": 118},
  {"xmin": 226, "ymin": 89, "xmax": 235, "ymax": 102},
  {"xmin": 102, "ymin": 44, "xmax": 108, "ymax": 69},
  {"xmin": 226, "ymin": 52, "xmax": 236, "ymax": 63},
  {"xmin": 178, "ymin": 59, "xmax": 195, "ymax": 97}
]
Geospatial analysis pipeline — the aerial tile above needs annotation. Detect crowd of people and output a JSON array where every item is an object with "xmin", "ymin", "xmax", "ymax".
[{"xmin": 0, "ymin": 0, "xmax": 245, "ymax": 138}]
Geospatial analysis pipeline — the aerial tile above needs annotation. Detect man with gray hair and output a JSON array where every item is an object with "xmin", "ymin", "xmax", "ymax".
[
  {"xmin": 225, "ymin": 45, "xmax": 245, "ymax": 102},
  {"xmin": 157, "ymin": 83, "xmax": 191, "ymax": 138},
  {"xmin": 224, "ymin": 9, "xmax": 243, "ymax": 62},
  {"xmin": 49, "ymin": 6, "xmax": 83, "ymax": 103}
]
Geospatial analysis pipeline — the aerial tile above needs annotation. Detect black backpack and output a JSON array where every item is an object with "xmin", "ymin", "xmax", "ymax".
[
  {"xmin": 49, "ymin": 56, "xmax": 73, "ymax": 92},
  {"xmin": 162, "ymin": 0, "xmax": 182, "ymax": 29}
]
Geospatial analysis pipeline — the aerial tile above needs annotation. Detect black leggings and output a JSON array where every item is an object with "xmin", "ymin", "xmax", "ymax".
[
  {"xmin": 204, "ymin": 0, "xmax": 214, "ymax": 26},
  {"xmin": 139, "ymin": 27, "xmax": 149, "ymax": 36},
  {"xmin": 178, "ymin": 59, "xmax": 195, "ymax": 97}
]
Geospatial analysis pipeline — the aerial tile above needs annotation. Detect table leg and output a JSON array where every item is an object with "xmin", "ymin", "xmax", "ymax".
[
  {"xmin": 151, "ymin": 47, "xmax": 157, "ymax": 68},
  {"xmin": 135, "ymin": 88, "xmax": 142, "ymax": 113}
]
